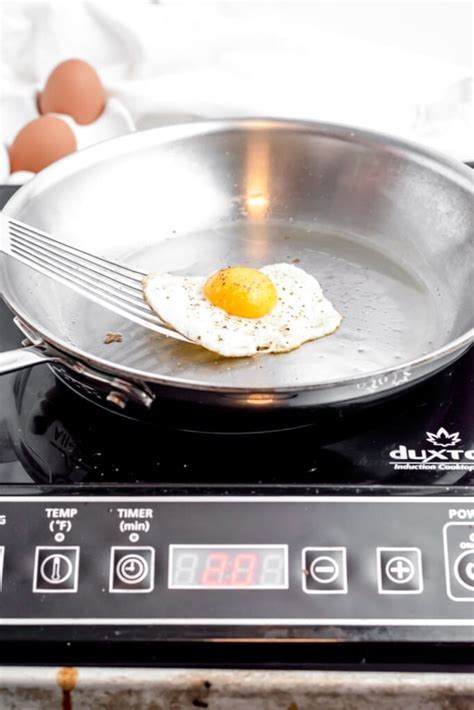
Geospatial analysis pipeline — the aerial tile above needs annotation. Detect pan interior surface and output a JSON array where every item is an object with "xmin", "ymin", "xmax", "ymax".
[{"xmin": 2, "ymin": 121, "xmax": 472, "ymax": 389}]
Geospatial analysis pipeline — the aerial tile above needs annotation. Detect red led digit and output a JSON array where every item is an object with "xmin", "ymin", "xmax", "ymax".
[
  {"xmin": 200, "ymin": 552, "xmax": 228, "ymax": 585},
  {"xmin": 229, "ymin": 553, "xmax": 257, "ymax": 585}
]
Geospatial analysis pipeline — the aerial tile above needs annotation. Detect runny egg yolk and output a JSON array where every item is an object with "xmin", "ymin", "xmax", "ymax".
[{"xmin": 204, "ymin": 266, "xmax": 278, "ymax": 318}]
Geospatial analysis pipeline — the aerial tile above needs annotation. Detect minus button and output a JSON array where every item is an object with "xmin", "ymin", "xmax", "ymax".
[{"xmin": 302, "ymin": 547, "xmax": 348, "ymax": 594}]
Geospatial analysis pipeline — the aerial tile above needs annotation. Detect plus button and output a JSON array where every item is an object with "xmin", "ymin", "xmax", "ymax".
[
  {"xmin": 377, "ymin": 548, "xmax": 423, "ymax": 594},
  {"xmin": 386, "ymin": 557, "xmax": 415, "ymax": 584}
]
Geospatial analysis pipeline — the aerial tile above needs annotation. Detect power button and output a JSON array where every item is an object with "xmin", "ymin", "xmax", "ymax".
[
  {"xmin": 454, "ymin": 551, "xmax": 474, "ymax": 591},
  {"xmin": 443, "ymin": 522, "xmax": 474, "ymax": 602}
]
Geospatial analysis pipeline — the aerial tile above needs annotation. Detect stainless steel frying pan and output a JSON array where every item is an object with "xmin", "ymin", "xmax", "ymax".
[{"xmin": 0, "ymin": 119, "xmax": 472, "ymax": 420}]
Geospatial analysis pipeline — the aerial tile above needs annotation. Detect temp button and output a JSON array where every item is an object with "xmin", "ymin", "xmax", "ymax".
[{"xmin": 33, "ymin": 546, "xmax": 79, "ymax": 593}]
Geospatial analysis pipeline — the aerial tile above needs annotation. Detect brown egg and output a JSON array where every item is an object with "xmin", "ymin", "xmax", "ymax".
[
  {"xmin": 9, "ymin": 116, "xmax": 77, "ymax": 173},
  {"xmin": 39, "ymin": 59, "xmax": 106, "ymax": 125}
]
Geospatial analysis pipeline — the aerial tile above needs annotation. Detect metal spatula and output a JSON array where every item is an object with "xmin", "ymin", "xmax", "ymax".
[{"xmin": 1, "ymin": 215, "xmax": 192, "ymax": 343}]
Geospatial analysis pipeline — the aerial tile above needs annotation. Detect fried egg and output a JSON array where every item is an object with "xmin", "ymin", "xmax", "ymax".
[{"xmin": 143, "ymin": 264, "xmax": 342, "ymax": 357}]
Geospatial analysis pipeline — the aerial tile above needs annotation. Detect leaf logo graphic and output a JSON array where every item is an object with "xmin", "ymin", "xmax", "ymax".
[{"xmin": 426, "ymin": 427, "xmax": 461, "ymax": 448}]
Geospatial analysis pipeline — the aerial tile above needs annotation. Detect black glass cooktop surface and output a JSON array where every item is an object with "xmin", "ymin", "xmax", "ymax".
[
  {"xmin": 0, "ymin": 329, "xmax": 472, "ymax": 488},
  {"xmin": 0, "ymin": 197, "xmax": 473, "ymax": 489}
]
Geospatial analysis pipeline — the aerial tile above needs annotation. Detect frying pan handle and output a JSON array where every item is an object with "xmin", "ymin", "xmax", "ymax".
[
  {"xmin": 0, "ymin": 344, "xmax": 155, "ymax": 410},
  {"xmin": 0, "ymin": 345, "xmax": 57, "ymax": 374}
]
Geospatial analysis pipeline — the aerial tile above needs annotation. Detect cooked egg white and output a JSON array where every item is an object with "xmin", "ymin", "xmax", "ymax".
[{"xmin": 143, "ymin": 263, "xmax": 342, "ymax": 357}]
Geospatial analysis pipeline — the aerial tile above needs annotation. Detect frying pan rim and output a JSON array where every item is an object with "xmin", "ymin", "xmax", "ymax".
[
  {"xmin": 2, "ymin": 118, "xmax": 473, "ymax": 394},
  {"xmin": 3, "ymin": 117, "xmax": 474, "ymax": 198}
]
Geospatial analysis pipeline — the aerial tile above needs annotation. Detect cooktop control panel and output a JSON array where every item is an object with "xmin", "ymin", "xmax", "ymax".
[{"xmin": 0, "ymin": 496, "xmax": 473, "ymax": 632}]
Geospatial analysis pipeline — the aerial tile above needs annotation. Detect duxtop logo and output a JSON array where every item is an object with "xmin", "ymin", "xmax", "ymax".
[
  {"xmin": 425, "ymin": 427, "xmax": 461, "ymax": 448},
  {"xmin": 389, "ymin": 427, "xmax": 474, "ymax": 471}
]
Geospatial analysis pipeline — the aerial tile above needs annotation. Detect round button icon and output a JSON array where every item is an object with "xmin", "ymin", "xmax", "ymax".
[
  {"xmin": 385, "ymin": 556, "xmax": 415, "ymax": 584},
  {"xmin": 309, "ymin": 556, "xmax": 339, "ymax": 584},
  {"xmin": 116, "ymin": 554, "xmax": 149, "ymax": 585},
  {"xmin": 454, "ymin": 550, "xmax": 474, "ymax": 591},
  {"xmin": 40, "ymin": 554, "xmax": 73, "ymax": 585}
]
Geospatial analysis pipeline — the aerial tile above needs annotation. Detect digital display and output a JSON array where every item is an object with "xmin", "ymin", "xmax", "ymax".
[{"xmin": 169, "ymin": 545, "xmax": 288, "ymax": 589}]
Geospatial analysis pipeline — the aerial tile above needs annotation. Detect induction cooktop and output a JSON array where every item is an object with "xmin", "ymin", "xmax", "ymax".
[{"xmin": 0, "ymin": 185, "xmax": 472, "ymax": 670}]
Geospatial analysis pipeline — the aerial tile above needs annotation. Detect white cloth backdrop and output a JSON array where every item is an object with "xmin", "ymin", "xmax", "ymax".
[{"xmin": 1, "ymin": 0, "xmax": 473, "ymax": 161}]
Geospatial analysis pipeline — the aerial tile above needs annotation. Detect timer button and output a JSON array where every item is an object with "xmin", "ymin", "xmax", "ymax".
[
  {"xmin": 109, "ymin": 547, "xmax": 155, "ymax": 593},
  {"xmin": 302, "ymin": 547, "xmax": 347, "ymax": 594}
]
